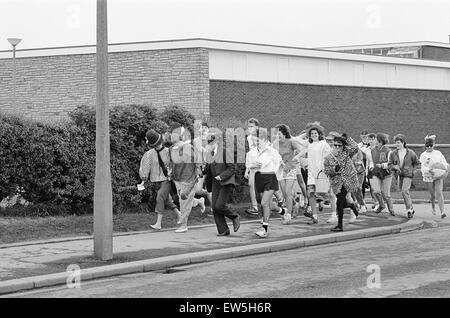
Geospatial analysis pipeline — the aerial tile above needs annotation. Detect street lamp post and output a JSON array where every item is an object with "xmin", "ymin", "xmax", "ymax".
[
  {"xmin": 7, "ymin": 38, "xmax": 21, "ymax": 109},
  {"xmin": 93, "ymin": 0, "xmax": 113, "ymax": 260}
]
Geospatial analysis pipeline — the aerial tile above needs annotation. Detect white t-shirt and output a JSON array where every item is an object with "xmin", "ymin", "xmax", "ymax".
[
  {"xmin": 307, "ymin": 140, "xmax": 331, "ymax": 185},
  {"xmin": 420, "ymin": 149, "xmax": 449, "ymax": 182},
  {"xmin": 246, "ymin": 144, "xmax": 282, "ymax": 174}
]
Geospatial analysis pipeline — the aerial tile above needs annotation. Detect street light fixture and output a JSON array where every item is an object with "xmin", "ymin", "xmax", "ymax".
[{"xmin": 7, "ymin": 38, "xmax": 22, "ymax": 109}]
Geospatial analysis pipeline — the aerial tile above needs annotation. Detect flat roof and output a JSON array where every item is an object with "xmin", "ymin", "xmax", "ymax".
[
  {"xmin": 0, "ymin": 38, "xmax": 449, "ymax": 69},
  {"xmin": 316, "ymin": 41, "xmax": 450, "ymax": 50}
]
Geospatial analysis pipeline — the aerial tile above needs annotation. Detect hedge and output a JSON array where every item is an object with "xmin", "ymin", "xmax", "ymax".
[{"xmin": 0, "ymin": 105, "xmax": 199, "ymax": 215}]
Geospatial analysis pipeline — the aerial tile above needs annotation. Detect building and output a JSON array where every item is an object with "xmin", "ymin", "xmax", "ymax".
[
  {"xmin": 317, "ymin": 41, "xmax": 450, "ymax": 61},
  {"xmin": 1, "ymin": 38, "xmax": 449, "ymax": 189},
  {"xmin": 0, "ymin": 38, "xmax": 449, "ymax": 141}
]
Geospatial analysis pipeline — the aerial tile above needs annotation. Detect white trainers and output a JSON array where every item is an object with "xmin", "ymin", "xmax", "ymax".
[
  {"xmin": 282, "ymin": 213, "xmax": 292, "ymax": 225},
  {"xmin": 198, "ymin": 197, "xmax": 206, "ymax": 214},
  {"xmin": 255, "ymin": 229, "xmax": 268, "ymax": 238},
  {"xmin": 373, "ymin": 204, "xmax": 379, "ymax": 212},
  {"xmin": 327, "ymin": 214, "xmax": 338, "ymax": 223},
  {"xmin": 150, "ymin": 224, "xmax": 162, "ymax": 230},
  {"xmin": 348, "ymin": 212, "xmax": 357, "ymax": 224},
  {"xmin": 360, "ymin": 205, "xmax": 367, "ymax": 214},
  {"xmin": 175, "ymin": 225, "xmax": 188, "ymax": 233}
]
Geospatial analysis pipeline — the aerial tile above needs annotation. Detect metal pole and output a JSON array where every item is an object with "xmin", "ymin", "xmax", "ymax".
[
  {"xmin": 94, "ymin": 0, "xmax": 113, "ymax": 260},
  {"xmin": 12, "ymin": 45, "xmax": 16, "ymax": 109}
]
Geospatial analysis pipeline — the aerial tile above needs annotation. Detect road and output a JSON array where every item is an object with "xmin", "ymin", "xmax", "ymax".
[{"xmin": 6, "ymin": 226, "xmax": 450, "ymax": 298}]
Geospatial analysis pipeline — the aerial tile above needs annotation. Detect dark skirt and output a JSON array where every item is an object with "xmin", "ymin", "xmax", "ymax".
[{"xmin": 255, "ymin": 172, "xmax": 279, "ymax": 193}]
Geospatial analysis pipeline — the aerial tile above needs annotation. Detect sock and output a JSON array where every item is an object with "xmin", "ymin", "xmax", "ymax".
[{"xmin": 262, "ymin": 222, "xmax": 269, "ymax": 232}]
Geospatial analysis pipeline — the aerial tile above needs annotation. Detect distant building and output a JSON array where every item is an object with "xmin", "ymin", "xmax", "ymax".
[{"xmin": 317, "ymin": 41, "xmax": 450, "ymax": 62}]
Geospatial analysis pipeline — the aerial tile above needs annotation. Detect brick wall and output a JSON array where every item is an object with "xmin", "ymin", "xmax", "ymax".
[
  {"xmin": 210, "ymin": 80, "xmax": 450, "ymax": 189},
  {"xmin": 0, "ymin": 48, "xmax": 210, "ymax": 121}
]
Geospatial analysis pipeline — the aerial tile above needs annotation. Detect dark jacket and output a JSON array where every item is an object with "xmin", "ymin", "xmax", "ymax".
[
  {"xmin": 205, "ymin": 139, "xmax": 238, "ymax": 191},
  {"xmin": 389, "ymin": 148, "xmax": 420, "ymax": 178}
]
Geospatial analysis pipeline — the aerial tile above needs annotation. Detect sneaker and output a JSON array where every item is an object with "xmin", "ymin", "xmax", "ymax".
[
  {"xmin": 373, "ymin": 204, "xmax": 379, "ymax": 212},
  {"xmin": 442, "ymin": 213, "xmax": 447, "ymax": 219},
  {"xmin": 360, "ymin": 205, "xmax": 367, "ymax": 214},
  {"xmin": 327, "ymin": 214, "xmax": 338, "ymax": 223},
  {"xmin": 282, "ymin": 213, "xmax": 292, "ymax": 225},
  {"xmin": 389, "ymin": 211, "xmax": 396, "ymax": 217},
  {"xmin": 303, "ymin": 211, "xmax": 314, "ymax": 219},
  {"xmin": 255, "ymin": 229, "xmax": 268, "ymax": 238},
  {"xmin": 278, "ymin": 207, "xmax": 286, "ymax": 216},
  {"xmin": 307, "ymin": 217, "xmax": 318, "ymax": 225},
  {"xmin": 374, "ymin": 206, "xmax": 385, "ymax": 214},
  {"xmin": 198, "ymin": 197, "xmax": 206, "ymax": 214},
  {"xmin": 175, "ymin": 225, "xmax": 188, "ymax": 233},
  {"xmin": 407, "ymin": 208, "xmax": 415, "ymax": 219},
  {"xmin": 245, "ymin": 207, "xmax": 259, "ymax": 216},
  {"xmin": 150, "ymin": 224, "xmax": 162, "ymax": 230},
  {"xmin": 348, "ymin": 213, "xmax": 357, "ymax": 224},
  {"xmin": 318, "ymin": 202, "xmax": 324, "ymax": 212}
]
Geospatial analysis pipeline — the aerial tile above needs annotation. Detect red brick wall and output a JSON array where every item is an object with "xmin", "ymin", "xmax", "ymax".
[{"xmin": 210, "ymin": 80, "xmax": 450, "ymax": 189}]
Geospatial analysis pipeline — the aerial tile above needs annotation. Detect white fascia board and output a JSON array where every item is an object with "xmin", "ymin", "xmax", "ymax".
[{"xmin": 200, "ymin": 40, "xmax": 450, "ymax": 69}]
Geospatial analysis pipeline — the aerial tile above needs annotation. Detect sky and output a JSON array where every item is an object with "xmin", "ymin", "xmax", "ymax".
[{"xmin": 1, "ymin": 0, "xmax": 450, "ymax": 51}]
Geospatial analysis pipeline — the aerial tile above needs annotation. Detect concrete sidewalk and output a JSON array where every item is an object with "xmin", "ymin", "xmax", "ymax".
[{"xmin": 0, "ymin": 203, "xmax": 448, "ymax": 295}]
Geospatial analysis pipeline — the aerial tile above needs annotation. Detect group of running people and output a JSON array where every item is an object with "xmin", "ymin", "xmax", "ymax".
[{"xmin": 139, "ymin": 118, "xmax": 449, "ymax": 238}]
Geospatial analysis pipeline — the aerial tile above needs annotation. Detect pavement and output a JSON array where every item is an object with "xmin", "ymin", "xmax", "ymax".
[{"xmin": 0, "ymin": 203, "xmax": 449, "ymax": 296}]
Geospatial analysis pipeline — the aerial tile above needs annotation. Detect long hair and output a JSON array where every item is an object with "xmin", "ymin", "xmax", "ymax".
[
  {"xmin": 308, "ymin": 128, "xmax": 324, "ymax": 143},
  {"xmin": 275, "ymin": 124, "xmax": 292, "ymax": 139}
]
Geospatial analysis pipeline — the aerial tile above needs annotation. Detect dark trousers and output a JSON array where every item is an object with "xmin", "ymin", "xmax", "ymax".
[
  {"xmin": 336, "ymin": 186, "xmax": 359, "ymax": 228},
  {"xmin": 212, "ymin": 181, "xmax": 238, "ymax": 234}
]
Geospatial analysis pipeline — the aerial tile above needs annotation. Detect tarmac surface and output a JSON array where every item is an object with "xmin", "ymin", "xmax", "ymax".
[{"xmin": 0, "ymin": 203, "xmax": 448, "ymax": 295}]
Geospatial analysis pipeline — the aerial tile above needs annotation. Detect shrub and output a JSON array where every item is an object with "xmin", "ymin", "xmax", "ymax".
[
  {"xmin": 0, "ymin": 107, "xmax": 255, "ymax": 215},
  {"xmin": 0, "ymin": 104, "xmax": 197, "ymax": 214},
  {"xmin": 159, "ymin": 105, "xmax": 195, "ymax": 131}
]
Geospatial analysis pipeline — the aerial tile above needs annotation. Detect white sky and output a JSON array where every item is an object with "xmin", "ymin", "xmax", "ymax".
[{"xmin": 1, "ymin": 0, "xmax": 449, "ymax": 51}]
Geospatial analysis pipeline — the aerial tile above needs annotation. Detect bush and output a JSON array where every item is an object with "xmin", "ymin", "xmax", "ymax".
[
  {"xmin": 0, "ymin": 104, "xmax": 197, "ymax": 214},
  {"xmin": 159, "ymin": 105, "xmax": 195, "ymax": 131},
  {"xmin": 0, "ymin": 107, "xmax": 255, "ymax": 215}
]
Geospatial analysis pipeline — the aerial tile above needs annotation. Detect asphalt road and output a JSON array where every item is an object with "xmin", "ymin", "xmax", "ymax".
[{"xmin": 6, "ymin": 226, "xmax": 450, "ymax": 298}]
